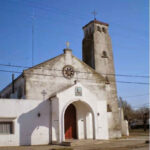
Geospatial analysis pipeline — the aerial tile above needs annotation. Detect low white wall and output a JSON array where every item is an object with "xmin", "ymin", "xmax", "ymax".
[
  {"xmin": 119, "ymin": 108, "xmax": 129, "ymax": 136},
  {"xmin": 121, "ymin": 120, "xmax": 129, "ymax": 136},
  {"xmin": 0, "ymin": 99, "xmax": 50, "ymax": 146}
]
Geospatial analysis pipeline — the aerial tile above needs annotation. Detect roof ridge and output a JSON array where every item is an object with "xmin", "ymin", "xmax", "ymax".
[
  {"xmin": 24, "ymin": 53, "xmax": 64, "ymax": 72},
  {"xmin": 83, "ymin": 19, "xmax": 109, "ymax": 29}
]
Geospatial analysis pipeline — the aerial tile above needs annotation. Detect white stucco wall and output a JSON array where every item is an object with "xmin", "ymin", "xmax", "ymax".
[
  {"xmin": 0, "ymin": 76, "xmax": 25, "ymax": 99},
  {"xmin": 0, "ymin": 82, "xmax": 110, "ymax": 146},
  {"xmin": 0, "ymin": 99, "xmax": 50, "ymax": 146},
  {"xmin": 51, "ymin": 82, "xmax": 109, "ymax": 143},
  {"xmin": 119, "ymin": 108, "xmax": 129, "ymax": 136}
]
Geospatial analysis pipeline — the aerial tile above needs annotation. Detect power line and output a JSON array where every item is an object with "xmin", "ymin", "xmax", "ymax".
[
  {"xmin": 31, "ymin": 9, "xmax": 35, "ymax": 66},
  {"xmin": 0, "ymin": 1, "xmax": 147, "ymax": 53},
  {"xmin": 122, "ymin": 94, "xmax": 149, "ymax": 98},
  {"xmin": 132, "ymin": 105, "xmax": 149, "ymax": 109},
  {"xmin": 115, "ymin": 81, "xmax": 148, "ymax": 85},
  {"xmin": 132, "ymin": 103, "xmax": 149, "ymax": 108},
  {"xmin": 0, "ymin": 64, "xmax": 28, "ymax": 69},
  {"xmin": 0, "ymin": 69, "xmax": 149, "ymax": 85},
  {"xmin": 16, "ymin": 0, "xmax": 148, "ymax": 34},
  {"xmin": 0, "ymin": 63, "xmax": 149, "ymax": 78},
  {"xmin": 4, "ymin": 0, "xmax": 148, "ymax": 36}
]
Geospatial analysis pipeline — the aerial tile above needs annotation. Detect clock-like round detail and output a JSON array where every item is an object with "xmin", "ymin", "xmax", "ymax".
[{"xmin": 63, "ymin": 65, "xmax": 74, "ymax": 79}]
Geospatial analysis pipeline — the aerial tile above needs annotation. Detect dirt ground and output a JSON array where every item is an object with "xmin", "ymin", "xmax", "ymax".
[{"xmin": 0, "ymin": 129, "xmax": 149, "ymax": 150}]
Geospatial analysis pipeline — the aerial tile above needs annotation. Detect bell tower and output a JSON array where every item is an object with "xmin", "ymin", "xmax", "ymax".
[
  {"xmin": 82, "ymin": 20, "xmax": 121, "ymax": 137},
  {"xmin": 82, "ymin": 19, "xmax": 115, "ymax": 78},
  {"xmin": 82, "ymin": 19, "xmax": 118, "ymax": 105}
]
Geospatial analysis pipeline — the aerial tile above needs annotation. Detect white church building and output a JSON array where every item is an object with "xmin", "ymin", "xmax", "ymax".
[{"xmin": 0, "ymin": 19, "xmax": 129, "ymax": 146}]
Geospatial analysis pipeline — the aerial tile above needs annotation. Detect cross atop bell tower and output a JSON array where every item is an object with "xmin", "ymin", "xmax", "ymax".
[{"xmin": 91, "ymin": 10, "xmax": 97, "ymax": 20}]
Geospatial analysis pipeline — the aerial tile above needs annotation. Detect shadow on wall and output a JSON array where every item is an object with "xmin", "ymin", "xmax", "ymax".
[{"xmin": 18, "ymin": 100, "xmax": 50, "ymax": 146}]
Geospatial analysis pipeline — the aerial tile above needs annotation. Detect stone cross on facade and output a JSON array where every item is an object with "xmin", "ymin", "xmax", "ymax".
[{"xmin": 41, "ymin": 90, "xmax": 47, "ymax": 100}]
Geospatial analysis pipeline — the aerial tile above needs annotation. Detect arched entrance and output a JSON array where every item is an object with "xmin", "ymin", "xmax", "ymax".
[
  {"xmin": 63, "ymin": 100, "xmax": 95, "ymax": 141},
  {"xmin": 64, "ymin": 104, "xmax": 77, "ymax": 139}
]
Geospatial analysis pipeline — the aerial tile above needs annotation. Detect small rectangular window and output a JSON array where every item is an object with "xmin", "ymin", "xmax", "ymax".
[
  {"xmin": 0, "ymin": 122, "xmax": 13, "ymax": 134},
  {"xmin": 75, "ymin": 87, "xmax": 82, "ymax": 96}
]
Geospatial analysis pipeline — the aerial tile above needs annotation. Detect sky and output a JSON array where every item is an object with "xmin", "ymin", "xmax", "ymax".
[{"xmin": 0, "ymin": 0, "xmax": 149, "ymax": 108}]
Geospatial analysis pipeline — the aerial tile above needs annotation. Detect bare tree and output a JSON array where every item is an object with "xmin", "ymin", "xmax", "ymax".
[
  {"xmin": 134, "ymin": 107, "xmax": 149, "ymax": 131},
  {"xmin": 118, "ymin": 97, "xmax": 149, "ymax": 130},
  {"xmin": 118, "ymin": 97, "xmax": 134, "ymax": 121}
]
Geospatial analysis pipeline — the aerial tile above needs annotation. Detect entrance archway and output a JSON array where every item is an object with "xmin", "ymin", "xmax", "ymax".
[
  {"xmin": 64, "ymin": 104, "xmax": 77, "ymax": 139},
  {"xmin": 63, "ymin": 100, "xmax": 95, "ymax": 141}
]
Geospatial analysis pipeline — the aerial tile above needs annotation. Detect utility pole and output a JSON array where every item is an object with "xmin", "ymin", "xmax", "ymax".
[{"xmin": 31, "ymin": 9, "xmax": 35, "ymax": 67}]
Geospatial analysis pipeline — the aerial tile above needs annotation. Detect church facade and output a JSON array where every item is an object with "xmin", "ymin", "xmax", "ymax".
[{"xmin": 0, "ymin": 20, "xmax": 129, "ymax": 146}]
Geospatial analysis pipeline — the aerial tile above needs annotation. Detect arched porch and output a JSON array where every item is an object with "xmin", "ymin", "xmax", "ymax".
[{"xmin": 62, "ymin": 100, "xmax": 95, "ymax": 141}]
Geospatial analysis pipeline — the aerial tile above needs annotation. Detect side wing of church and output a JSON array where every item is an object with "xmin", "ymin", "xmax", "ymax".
[{"xmin": 0, "ymin": 19, "xmax": 129, "ymax": 146}]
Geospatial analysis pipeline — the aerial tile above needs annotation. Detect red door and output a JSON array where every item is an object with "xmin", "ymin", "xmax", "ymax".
[{"xmin": 65, "ymin": 104, "xmax": 77, "ymax": 139}]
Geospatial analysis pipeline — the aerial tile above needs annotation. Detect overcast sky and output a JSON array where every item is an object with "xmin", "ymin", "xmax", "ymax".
[{"xmin": 0, "ymin": 0, "xmax": 149, "ymax": 108}]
